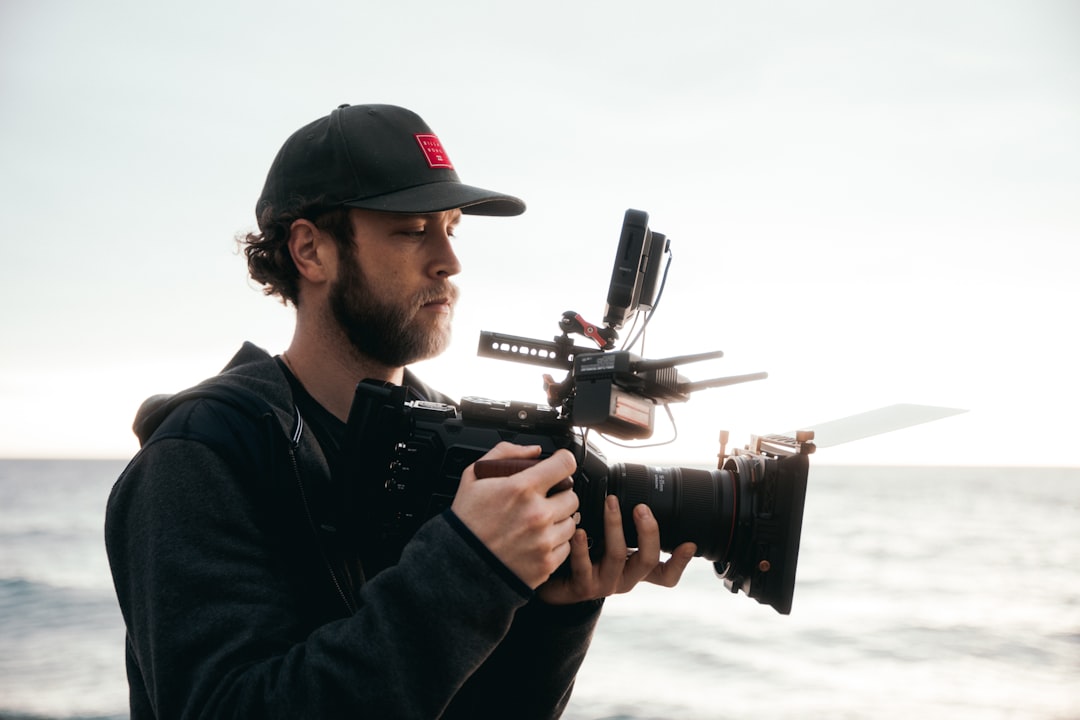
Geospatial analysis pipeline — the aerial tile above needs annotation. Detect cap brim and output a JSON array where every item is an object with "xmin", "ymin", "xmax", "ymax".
[{"xmin": 341, "ymin": 182, "xmax": 525, "ymax": 217}]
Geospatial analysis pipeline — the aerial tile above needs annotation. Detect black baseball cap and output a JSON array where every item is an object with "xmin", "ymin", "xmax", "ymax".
[{"xmin": 256, "ymin": 104, "xmax": 525, "ymax": 221}]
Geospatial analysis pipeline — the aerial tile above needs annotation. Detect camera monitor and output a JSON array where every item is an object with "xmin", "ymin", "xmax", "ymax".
[{"xmin": 603, "ymin": 209, "xmax": 668, "ymax": 331}]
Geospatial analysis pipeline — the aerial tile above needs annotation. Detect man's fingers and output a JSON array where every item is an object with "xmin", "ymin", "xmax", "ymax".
[
  {"xmin": 552, "ymin": 520, "xmax": 577, "ymax": 563},
  {"xmin": 464, "ymin": 443, "xmax": 541, "ymax": 481},
  {"xmin": 467, "ymin": 447, "xmax": 577, "ymax": 502},
  {"xmin": 472, "ymin": 457, "xmax": 541, "ymax": 479},
  {"xmin": 566, "ymin": 528, "xmax": 592, "ymax": 583},
  {"xmin": 622, "ymin": 503, "xmax": 661, "ymax": 579},
  {"xmin": 480, "ymin": 441, "xmax": 543, "ymax": 461},
  {"xmin": 650, "ymin": 542, "xmax": 696, "ymax": 587},
  {"xmin": 522, "ymin": 449, "xmax": 577, "ymax": 493},
  {"xmin": 602, "ymin": 495, "xmax": 628, "ymax": 556},
  {"xmin": 476, "ymin": 448, "xmax": 576, "ymax": 489},
  {"xmin": 591, "ymin": 495, "xmax": 627, "ymax": 590}
]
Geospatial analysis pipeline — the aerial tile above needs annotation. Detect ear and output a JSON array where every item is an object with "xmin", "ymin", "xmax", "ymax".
[{"xmin": 288, "ymin": 219, "xmax": 336, "ymax": 285}]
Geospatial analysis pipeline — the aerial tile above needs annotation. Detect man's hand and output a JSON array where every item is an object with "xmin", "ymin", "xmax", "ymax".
[
  {"xmin": 452, "ymin": 443, "xmax": 581, "ymax": 589},
  {"xmin": 537, "ymin": 495, "xmax": 697, "ymax": 605}
]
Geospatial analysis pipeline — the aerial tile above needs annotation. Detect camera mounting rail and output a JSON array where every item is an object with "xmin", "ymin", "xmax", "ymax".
[
  {"xmin": 478, "ymin": 310, "xmax": 770, "ymax": 439},
  {"xmin": 475, "ymin": 310, "xmax": 623, "ymax": 371},
  {"xmin": 476, "ymin": 329, "xmax": 590, "ymax": 371}
]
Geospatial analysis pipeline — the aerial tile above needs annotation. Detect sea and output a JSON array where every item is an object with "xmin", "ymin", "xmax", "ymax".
[{"xmin": 0, "ymin": 459, "xmax": 1077, "ymax": 720}]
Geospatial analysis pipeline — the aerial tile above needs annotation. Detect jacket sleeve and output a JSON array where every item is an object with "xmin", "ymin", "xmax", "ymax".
[
  {"xmin": 444, "ymin": 597, "xmax": 602, "ymax": 719},
  {"xmin": 106, "ymin": 434, "xmax": 577, "ymax": 719}
]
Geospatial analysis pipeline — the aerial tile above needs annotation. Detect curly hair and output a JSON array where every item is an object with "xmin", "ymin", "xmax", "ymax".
[{"xmin": 239, "ymin": 201, "xmax": 354, "ymax": 307}]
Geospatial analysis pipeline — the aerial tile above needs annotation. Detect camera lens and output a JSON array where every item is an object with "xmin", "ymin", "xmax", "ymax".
[
  {"xmin": 606, "ymin": 463, "xmax": 738, "ymax": 562},
  {"xmin": 570, "ymin": 449, "xmax": 807, "ymax": 614}
]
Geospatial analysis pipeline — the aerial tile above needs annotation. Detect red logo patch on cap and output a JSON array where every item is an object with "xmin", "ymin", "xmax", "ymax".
[{"xmin": 415, "ymin": 134, "xmax": 454, "ymax": 169}]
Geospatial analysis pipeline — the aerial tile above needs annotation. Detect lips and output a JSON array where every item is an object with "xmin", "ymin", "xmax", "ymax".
[
  {"xmin": 422, "ymin": 298, "xmax": 452, "ymax": 313},
  {"xmin": 419, "ymin": 284, "xmax": 458, "ymax": 313},
  {"xmin": 418, "ymin": 294, "xmax": 455, "ymax": 315}
]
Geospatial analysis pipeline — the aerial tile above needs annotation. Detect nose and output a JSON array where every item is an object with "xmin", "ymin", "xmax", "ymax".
[{"xmin": 429, "ymin": 227, "xmax": 462, "ymax": 279}]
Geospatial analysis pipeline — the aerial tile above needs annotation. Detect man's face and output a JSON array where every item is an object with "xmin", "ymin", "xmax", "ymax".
[{"xmin": 327, "ymin": 208, "xmax": 462, "ymax": 368}]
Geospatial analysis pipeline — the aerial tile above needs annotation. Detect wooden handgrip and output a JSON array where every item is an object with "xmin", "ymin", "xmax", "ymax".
[
  {"xmin": 473, "ymin": 458, "xmax": 574, "ymax": 495},
  {"xmin": 473, "ymin": 457, "xmax": 541, "ymax": 478}
]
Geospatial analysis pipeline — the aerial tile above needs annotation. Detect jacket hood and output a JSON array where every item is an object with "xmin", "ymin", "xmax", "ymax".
[
  {"xmin": 132, "ymin": 342, "xmax": 297, "ymax": 446},
  {"xmin": 131, "ymin": 342, "xmax": 456, "ymax": 446}
]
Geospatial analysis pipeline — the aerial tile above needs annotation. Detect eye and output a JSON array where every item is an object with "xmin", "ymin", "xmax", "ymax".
[
  {"xmin": 398, "ymin": 227, "xmax": 458, "ymax": 241},
  {"xmin": 391, "ymin": 215, "xmax": 459, "ymax": 241},
  {"xmin": 393, "ymin": 226, "xmax": 427, "ymax": 240}
]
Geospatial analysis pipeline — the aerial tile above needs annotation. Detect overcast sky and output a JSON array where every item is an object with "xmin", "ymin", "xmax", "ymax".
[{"xmin": 2, "ymin": 0, "xmax": 1077, "ymax": 466}]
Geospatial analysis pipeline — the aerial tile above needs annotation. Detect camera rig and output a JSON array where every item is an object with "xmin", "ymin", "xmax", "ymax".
[
  {"xmin": 342, "ymin": 209, "xmax": 814, "ymax": 614},
  {"xmin": 477, "ymin": 209, "xmax": 772, "ymax": 439}
]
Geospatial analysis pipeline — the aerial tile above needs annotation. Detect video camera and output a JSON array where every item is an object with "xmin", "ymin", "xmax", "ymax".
[{"xmin": 341, "ymin": 210, "xmax": 813, "ymax": 614}]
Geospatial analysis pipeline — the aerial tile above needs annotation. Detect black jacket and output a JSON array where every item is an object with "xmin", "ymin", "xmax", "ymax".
[{"xmin": 105, "ymin": 343, "xmax": 600, "ymax": 719}]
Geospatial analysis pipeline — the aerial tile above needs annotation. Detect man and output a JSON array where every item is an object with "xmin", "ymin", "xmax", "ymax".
[{"xmin": 106, "ymin": 103, "xmax": 696, "ymax": 719}]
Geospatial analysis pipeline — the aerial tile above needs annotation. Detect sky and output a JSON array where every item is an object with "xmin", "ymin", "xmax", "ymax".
[{"xmin": 1, "ymin": 0, "xmax": 1078, "ymax": 466}]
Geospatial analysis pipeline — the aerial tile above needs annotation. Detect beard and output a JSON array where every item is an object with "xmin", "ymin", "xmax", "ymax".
[{"xmin": 327, "ymin": 257, "xmax": 457, "ymax": 368}]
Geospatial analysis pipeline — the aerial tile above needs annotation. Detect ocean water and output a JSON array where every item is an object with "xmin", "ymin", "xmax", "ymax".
[{"xmin": 0, "ymin": 460, "xmax": 1077, "ymax": 719}]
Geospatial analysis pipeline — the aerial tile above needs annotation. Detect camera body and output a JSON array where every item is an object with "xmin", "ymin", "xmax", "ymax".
[
  {"xmin": 340, "ymin": 210, "xmax": 814, "ymax": 614},
  {"xmin": 339, "ymin": 383, "xmax": 586, "ymax": 574}
]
